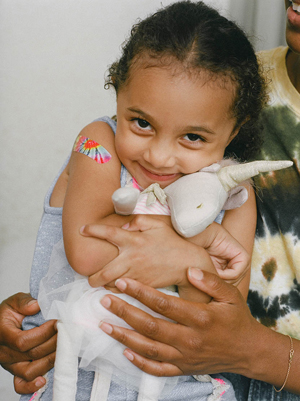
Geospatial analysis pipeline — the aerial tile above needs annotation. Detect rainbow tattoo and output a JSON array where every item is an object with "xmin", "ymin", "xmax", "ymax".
[{"xmin": 73, "ymin": 135, "xmax": 112, "ymax": 164}]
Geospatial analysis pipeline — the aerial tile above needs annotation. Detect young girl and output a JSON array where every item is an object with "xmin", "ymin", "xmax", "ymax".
[{"xmin": 23, "ymin": 1, "xmax": 268, "ymax": 401}]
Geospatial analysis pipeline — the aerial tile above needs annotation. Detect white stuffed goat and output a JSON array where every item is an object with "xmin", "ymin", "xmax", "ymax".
[
  {"xmin": 38, "ymin": 159, "xmax": 292, "ymax": 401},
  {"xmin": 113, "ymin": 160, "xmax": 293, "ymax": 237}
]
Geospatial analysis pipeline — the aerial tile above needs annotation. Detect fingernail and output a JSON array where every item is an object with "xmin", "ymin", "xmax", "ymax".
[
  {"xmin": 99, "ymin": 321, "xmax": 113, "ymax": 334},
  {"xmin": 122, "ymin": 223, "xmax": 130, "ymax": 229},
  {"xmin": 100, "ymin": 296, "xmax": 111, "ymax": 309},
  {"xmin": 124, "ymin": 349, "xmax": 134, "ymax": 361},
  {"xmin": 188, "ymin": 267, "xmax": 203, "ymax": 280},
  {"xmin": 28, "ymin": 299, "xmax": 38, "ymax": 306},
  {"xmin": 35, "ymin": 377, "xmax": 46, "ymax": 387},
  {"xmin": 79, "ymin": 225, "xmax": 86, "ymax": 234},
  {"xmin": 115, "ymin": 279, "xmax": 127, "ymax": 291}
]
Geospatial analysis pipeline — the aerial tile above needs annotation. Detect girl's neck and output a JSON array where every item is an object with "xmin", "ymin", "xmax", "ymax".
[{"xmin": 286, "ymin": 49, "xmax": 300, "ymax": 94}]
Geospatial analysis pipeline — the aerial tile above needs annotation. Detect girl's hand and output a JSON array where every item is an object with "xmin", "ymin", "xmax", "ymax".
[
  {"xmin": 82, "ymin": 217, "xmax": 250, "ymax": 289},
  {"xmin": 81, "ymin": 215, "xmax": 211, "ymax": 289},
  {"xmin": 194, "ymin": 223, "xmax": 251, "ymax": 286}
]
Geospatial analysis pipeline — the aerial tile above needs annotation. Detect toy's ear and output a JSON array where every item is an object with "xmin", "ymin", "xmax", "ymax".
[{"xmin": 223, "ymin": 185, "xmax": 248, "ymax": 210}]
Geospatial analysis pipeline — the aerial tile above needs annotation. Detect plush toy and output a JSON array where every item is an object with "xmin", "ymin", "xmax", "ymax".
[
  {"xmin": 113, "ymin": 159, "xmax": 293, "ymax": 237},
  {"xmin": 39, "ymin": 159, "xmax": 292, "ymax": 401}
]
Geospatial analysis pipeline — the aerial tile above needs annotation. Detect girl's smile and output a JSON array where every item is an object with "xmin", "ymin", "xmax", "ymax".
[
  {"xmin": 137, "ymin": 163, "xmax": 182, "ymax": 183},
  {"xmin": 115, "ymin": 62, "xmax": 238, "ymax": 189}
]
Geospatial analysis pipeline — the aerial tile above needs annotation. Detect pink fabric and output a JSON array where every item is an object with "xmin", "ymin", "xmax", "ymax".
[{"xmin": 133, "ymin": 194, "xmax": 171, "ymax": 215}]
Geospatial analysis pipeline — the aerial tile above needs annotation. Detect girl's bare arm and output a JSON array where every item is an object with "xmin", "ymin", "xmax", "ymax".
[{"xmin": 60, "ymin": 121, "xmax": 134, "ymax": 276}]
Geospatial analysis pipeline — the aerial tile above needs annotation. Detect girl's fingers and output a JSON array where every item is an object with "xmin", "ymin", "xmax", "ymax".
[
  {"xmin": 88, "ymin": 259, "xmax": 130, "ymax": 287},
  {"xmin": 124, "ymin": 215, "xmax": 166, "ymax": 232},
  {"xmin": 81, "ymin": 224, "xmax": 132, "ymax": 247},
  {"xmin": 217, "ymin": 268, "xmax": 243, "ymax": 281},
  {"xmin": 81, "ymin": 217, "xmax": 166, "ymax": 245}
]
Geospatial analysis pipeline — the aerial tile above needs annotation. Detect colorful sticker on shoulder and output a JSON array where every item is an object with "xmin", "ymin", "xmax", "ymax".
[{"xmin": 73, "ymin": 135, "xmax": 112, "ymax": 164}]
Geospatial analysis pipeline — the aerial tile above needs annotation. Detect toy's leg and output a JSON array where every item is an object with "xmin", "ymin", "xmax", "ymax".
[
  {"xmin": 90, "ymin": 368, "xmax": 112, "ymax": 401},
  {"xmin": 52, "ymin": 321, "xmax": 79, "ymax": 401},
  {"xmin": 137, "ymin": 373, "xmax": 167, "ymax": 401}
]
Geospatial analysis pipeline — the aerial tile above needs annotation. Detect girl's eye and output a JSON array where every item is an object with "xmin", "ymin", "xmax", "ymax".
[
  {"xmin": 134, "ymin": 118, "xmax": 151, "ymax": 130},
  {"xmin": 183, "ymin": 133, "xmax": 204, "ymax": 142}
]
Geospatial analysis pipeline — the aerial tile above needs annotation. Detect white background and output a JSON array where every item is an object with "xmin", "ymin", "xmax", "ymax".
[{"xmin": 0, "ymin": 0, "xmax": 286, "ymax": 399}]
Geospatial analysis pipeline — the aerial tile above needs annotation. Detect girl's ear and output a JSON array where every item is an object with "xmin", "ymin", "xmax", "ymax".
[
  {"xmin": 226, "ymin": 116, "xmax": 250, "ymax": 146},
  {"xmin": 226, "ymin": 127, "xmax": 240, "ymax": 146}
]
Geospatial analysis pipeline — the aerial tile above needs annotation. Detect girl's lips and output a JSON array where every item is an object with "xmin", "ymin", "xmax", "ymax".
[
  {"xmin": 138, "ymin": 164, "xmax": 181, "ymax": 182},
  {"xmin": 287, "ymin": 3, "xmax": 300, "ymax": 29}
]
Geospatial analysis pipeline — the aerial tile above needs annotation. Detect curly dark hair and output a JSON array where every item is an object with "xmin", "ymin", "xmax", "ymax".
[{"xmin": 105, "ymin": 1, "xmax": 267, "ymax": 161}]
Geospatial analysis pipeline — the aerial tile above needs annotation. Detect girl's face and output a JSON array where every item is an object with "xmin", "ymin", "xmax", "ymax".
[
  {"xmin": 285, "ymin": 0, "xmax": 300, "ymax": 53},
  {"xmin": 115, "ymin": 63, "xmax": 238, "ymax": 189}
]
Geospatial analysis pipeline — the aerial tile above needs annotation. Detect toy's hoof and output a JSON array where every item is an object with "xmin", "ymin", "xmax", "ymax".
[{"xmin": 112, "ymin": 187, "xmax": 140, "ymax": 215}]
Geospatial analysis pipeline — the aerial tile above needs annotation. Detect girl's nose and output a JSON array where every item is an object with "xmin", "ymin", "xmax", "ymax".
[{"xmin": 143, "ymin": 141, "xmax": 176, "ymax": 169}]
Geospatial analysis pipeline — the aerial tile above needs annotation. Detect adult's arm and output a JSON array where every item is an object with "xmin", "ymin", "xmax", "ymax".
[
  {"xmin": 0, "ymin": 293, "xmax": 57, "ymax": 394},
  {"xmin": 98, "ymin": 270, "xmax": 300, "ymax": 395}
]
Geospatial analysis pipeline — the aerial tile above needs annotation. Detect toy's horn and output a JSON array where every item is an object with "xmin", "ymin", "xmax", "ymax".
[{"xmin": 217, "ymin": 160, "xmax": 293, "ymax": 192}]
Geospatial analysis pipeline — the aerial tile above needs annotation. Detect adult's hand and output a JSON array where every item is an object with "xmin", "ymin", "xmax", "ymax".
[
  {"xmin": 98, "ymin": 269, "xmax": 262, "ymax": 377},
  {"xmin": 0, "ymin": 293, "xmax": 57, "ymax": 394}
]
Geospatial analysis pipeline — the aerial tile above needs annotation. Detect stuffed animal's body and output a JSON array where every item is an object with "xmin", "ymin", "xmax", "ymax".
[{"xmin": 113, "ymin": 160, "xmax": 293, "ymax": 237}]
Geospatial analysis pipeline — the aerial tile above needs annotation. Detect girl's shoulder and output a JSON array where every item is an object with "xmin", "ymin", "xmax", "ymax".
[{"xmin": 77, "ymin": 119, "xmax": 117, "ymax": 156}]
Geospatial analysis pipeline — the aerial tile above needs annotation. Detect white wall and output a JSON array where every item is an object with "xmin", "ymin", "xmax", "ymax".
[{"xmin": 0, "ymin": 0, "xmax": 286, "ymax": 399}]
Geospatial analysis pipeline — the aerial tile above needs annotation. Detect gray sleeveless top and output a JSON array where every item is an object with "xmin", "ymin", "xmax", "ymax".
[{"xmin": 20, "ymin": 117, "xmax": 117, "ymax": 401}]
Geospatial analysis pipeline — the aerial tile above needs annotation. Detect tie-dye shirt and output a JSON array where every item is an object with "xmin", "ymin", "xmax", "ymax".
[{"xmin": 248, "ymin": 46, "xmax": 300, "ymax": 340}]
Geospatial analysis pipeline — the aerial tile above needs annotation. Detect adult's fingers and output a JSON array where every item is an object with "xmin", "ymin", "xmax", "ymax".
[
  {"xmin": 187, "ymin": 268, "xmax": 241, "ymax": 304},
  {"xmin": 25, "ymin": 331, "xmax": 57, "ymax": 361},
  {"xmin": 4, "ymin": 351, "xmax": 55, "ymax": 382},
  {"xmin": 0, "ymin": 331, "xmax": 56, "ymax": 364},
  {"xmin": 102, "ymin": 279, "xmax": 200, "ymax": 330},
  {"xmin": 123, "ymin": 349, "xmax": 182, "ymax": 377},
  {"xmin": 14, "ymin": 375, "xmax": 46, "ymax": 395},
  {"xmin": 110, "ymin": 270, "xmax": 240, "ymax": 323},
  {"xmin": 100, "ymin": 293, "xmax": 187, "ymax": 345},
  {"xmin": 99, "ymin": 320, "xmax": 182, "ymax": 365},
  {"xmin": 4, "ymin": 292, "xmax": 41, "ymax": 316},
  {"xmin": 2, "ymin": 320, "xmax": 57, "ymax": 354}
]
